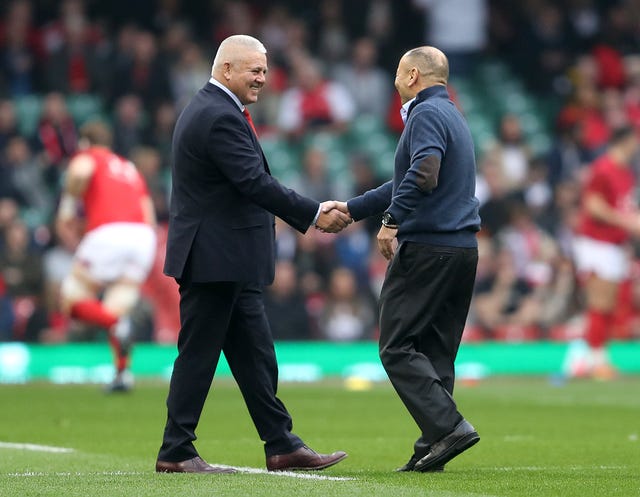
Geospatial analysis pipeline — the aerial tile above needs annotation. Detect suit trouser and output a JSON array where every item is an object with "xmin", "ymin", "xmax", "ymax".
[
  {"xmin": 158, "ymin": 280, "xmax": 303, "ymax": 462},
  {"xmin": 379, "ymin": 242, "xmax": 478, "ymax": 453}
]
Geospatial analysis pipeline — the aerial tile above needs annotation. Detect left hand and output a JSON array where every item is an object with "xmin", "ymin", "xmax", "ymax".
[{"xmin": 377, "ymin": 225, "xmax": 398, "ymax": 260}]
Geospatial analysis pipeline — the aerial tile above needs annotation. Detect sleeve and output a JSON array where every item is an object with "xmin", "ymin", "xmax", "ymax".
[
  {"xmin": 347, "ymin": 181, "xmax": 393, "ymax": 221},
  {"xmin": 584, "ymin": 165, "xmax": 611, "ymax": 202},
  {"xmin": 206, "ymin": 112, "xmax": 319, "ymax": 233},
  {"xmin": 386, "ymin": 106, "xmax": 445, "ymax": 224}
]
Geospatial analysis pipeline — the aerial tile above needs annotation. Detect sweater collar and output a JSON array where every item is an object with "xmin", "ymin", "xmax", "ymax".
[{"xmin": 407, "ymin": 84, "xmax": 449, "ymax": 117}]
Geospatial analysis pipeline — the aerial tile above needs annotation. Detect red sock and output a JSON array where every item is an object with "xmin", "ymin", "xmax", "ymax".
[
  {"xmin": 108, "ymin": 334, "xmax": 130, "ymax": 373},
  {"xmin": 70, "ymin": 299, "xmax": 119, "ymax": 329},
  {"xmin": 71, "ymin": 300, "xmax": 127, "ymax": 372},
  {"xmin": 585, "ymin": 309, "xmax": 610, "ymax": 349}
]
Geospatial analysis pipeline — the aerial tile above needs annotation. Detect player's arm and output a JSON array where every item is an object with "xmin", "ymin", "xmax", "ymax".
[
  {"xmin": 55, "ymin": 153, "xmax": 95, "ymax": 247},
  {"xmin": 584, "ymin": 191, "xmax": 640, "ymax": 234},
  {"xmin": 140, "ymin": 194, "xmax": 157, "ymax": 229}
]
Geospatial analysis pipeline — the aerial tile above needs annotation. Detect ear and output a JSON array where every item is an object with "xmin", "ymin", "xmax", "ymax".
[
  {"xmin": 223, "ymin": 62, "xmax": 232, "ymax": 81},
  {"xmin": 407, "ymin": 67, "xmax": 418, "ymax": 88}
]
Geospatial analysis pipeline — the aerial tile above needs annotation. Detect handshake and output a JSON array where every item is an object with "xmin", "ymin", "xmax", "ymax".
[{"xmin": 315, "ymin": 201, "xmax": 352, "ymax": 233}]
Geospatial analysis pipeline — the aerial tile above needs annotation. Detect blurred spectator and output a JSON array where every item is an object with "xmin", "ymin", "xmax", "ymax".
[
  {"xmin": 476, "ymin": 151, "xmax": 518, "ymax": 237},
  {"xmin": 264, "ymin": 260, "xmax": 311, "ymax": 340},
  {"xmin": 112, "ymin": 94, "xmax": 146, "ymax": 158},
  {"xmin": 562, "ymin": 82, "xmax": 610, "ymax": 156},
  {"xmin": 143, "ymin": 101, "xmax": 177, "ymax": 167},
  {"xmin": 473, "ymin": 246, "xmax": 541, "ymax": 340},
  {"xmin": 412, "ymin": 0, "xmax": 488, "ymax": 77},
  {"xmin": 129, "ymin": 146, "xmax": 165, "ymax": 196},
  {"xmin": 519, "ymin": 2, "xmax": 573, "ymax": 94},
  {"xmin": 348, "ymin": 152, "xmax": 385, "ymax": 235},
  {"xmin": 160, "ymin": 20, "xmax": 193, "ymax": 68},
  {"xmin": 522, "ymin": 156, "xmax": 553, "ymax": 221},
  {"xmin": 34, "ymin": 92, "xmax": 78, "ymax": 174},
  {"xmin": 41, "ymin": 225, "xmax": 77, "ymax": 342},
  {"xmin": 0, "ymin": 219, "xmax": 47, "ymax": 341},
  {"xmin": 111, "ymin": 30, "xmax": 172, "ymax": 110},
  {"xmin": 497, "ymin": 200, "xmax": 558, "ymax": 288},
  {"xmin": 0, "ymin": 100, "xmax": 19, "ymax": 150},
  {"xmin": 315, "ymin": 0, "xmax": 350, "ymax": 65},
  {"xmin": 318, "ymin": 266, "xmax": 375, "ymax": 341},
  {"xmin": 0, "ymin": 0, "xmax": 39, "ymax": 96},
  {"xmin": 487, "ymin": 113, "xmax": 533, "ymax": 193},
  {"xmin": 546, "ymin": 106, "xmax": 591, "ymax": 187},
  {"xmin": 170, "ymin": 41, "xmax": 210, "ymax": 111},
  {"xmin": 333, "ymin": 36, "xmax": 391, "ymax": 121},
  {"xmin": 208, "ymin": 0, "xmax": 255, "ymax": 47},
  {"xmin": 40, "ymin": 0, "xmax": 102, "ymax": 59},
  {"xmin": 0, "ymin": 274, "xmax": 15, "ymax": 341},
  {"xmin": 2, "ymin": 136, "xmax": 53, "ymax": 221},
  {"xmin": 44, "ymin": 1, "xmax": 109, "ymax": 95},
  {"xmin": 291, "ymin": 145, "xmax": 350, "ymax": 202},
  {"xmin": 277, "ymin": 54, "xmax": 355, "ymax": 139},
  {"xmin": 333, "ymin": 222, "xmax": 373, "ymax": 291}
]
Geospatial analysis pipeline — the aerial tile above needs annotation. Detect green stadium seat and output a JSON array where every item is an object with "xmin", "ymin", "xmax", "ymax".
[
  {"xmin": 14, "ymin": 95, "xmax": 43, "ymax": 136},
  {"xmin": 66, "ymin": 93, "xmax": 104, "ymax": 126}
]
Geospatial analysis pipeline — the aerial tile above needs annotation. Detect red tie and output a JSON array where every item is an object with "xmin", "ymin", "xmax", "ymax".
[{"xmin": 243, "ymin": 108, "xmax": 258, "ymax": 136}]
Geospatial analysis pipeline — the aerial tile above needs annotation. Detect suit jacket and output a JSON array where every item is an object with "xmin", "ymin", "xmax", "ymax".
[{"xmin": 164, "ymin": 83, "xmax": 319, "ymax": 284}]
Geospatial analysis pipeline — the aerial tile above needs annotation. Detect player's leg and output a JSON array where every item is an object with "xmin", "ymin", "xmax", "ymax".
[
  {"xmin": 574, "ymin": 237, "xmax": 627, "ymax": 380},
  {"xmin": 60, "ymin": 263, "xmax": 114, "ymax": 327},
  {"xmin": 583, "ymin": 273, "xmax": 619, "ymax": 379},
  {"xmin": 102, "ymin": 280, "xmax": 142, "ymax": 390}
]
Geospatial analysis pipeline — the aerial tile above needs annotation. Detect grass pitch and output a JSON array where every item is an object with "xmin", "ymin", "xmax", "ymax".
[{"xmin": 1, "ymin": 376, "xmax": 639, "ymax": 497}]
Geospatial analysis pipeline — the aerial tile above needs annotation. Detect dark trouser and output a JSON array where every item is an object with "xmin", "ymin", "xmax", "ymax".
[
  {"xmin": 158, "ymin": 280, "xmax": 303, "ymax": 462},
  {"xmin": 379, "ymin": 242, "xmax": 478, "ymax": 453}
]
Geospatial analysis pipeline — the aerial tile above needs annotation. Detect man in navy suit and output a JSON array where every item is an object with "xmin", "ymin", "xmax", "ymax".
[{"xmin": 156, "ymin": 35, "xmax": 350, "ymax": 474}]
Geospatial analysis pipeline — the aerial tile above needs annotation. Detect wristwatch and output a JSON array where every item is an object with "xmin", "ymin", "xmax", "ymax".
[{"xmin": 381, "ymin": 211, "xmax": 398, "ymax": 229}]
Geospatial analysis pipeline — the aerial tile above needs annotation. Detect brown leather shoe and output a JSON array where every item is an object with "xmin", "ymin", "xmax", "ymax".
[
  {"xmin": 155, "ymin": 456, "xmax": 237, "ymax": 474},
  {"xmin": 266, "ymin": 445, "xmax": 347, "ymax": 471}
]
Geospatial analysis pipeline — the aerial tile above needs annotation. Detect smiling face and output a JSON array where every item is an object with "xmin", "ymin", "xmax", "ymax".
[{"xmin": 224, "ymin": 50, "xmax": 267, "ymax": 105}]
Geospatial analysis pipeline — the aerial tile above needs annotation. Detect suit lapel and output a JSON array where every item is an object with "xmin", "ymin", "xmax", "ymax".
[{"xmin": 206, "ymin": 83, "xmax": 271, "ymax": 175}]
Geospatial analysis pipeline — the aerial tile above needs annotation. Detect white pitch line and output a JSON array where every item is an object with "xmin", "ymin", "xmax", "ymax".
[
  {"xmin": 0, "ymin": 442, "xmax": 75, "ymax": 454},
  {"xmin": 7, "ymin": 468, "xmax": 354, "ymax": 481},
  {"xmin": 224, "ymin": 465, "xmax": 355, "ymax": 481}
]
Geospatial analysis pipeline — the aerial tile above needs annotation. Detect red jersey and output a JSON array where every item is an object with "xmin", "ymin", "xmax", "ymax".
[
  {"xmin": 79, "ymin": 146, "xmax": 149, "ymax": 232},
  {"xmin": 578, "ymin": 153, "xmax": 636, "ymax": 244}
]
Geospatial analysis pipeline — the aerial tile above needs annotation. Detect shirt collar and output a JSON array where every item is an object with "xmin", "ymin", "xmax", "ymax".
[
  {"xmin": 401, "ymin": 85, "xmax": 449, "ymax": 123},
  {"xmin": 400, "ymin": 97, "xmax": 416, "ymax": 124},
  {"xmin": 209, "ymin": 77, "xmax": 245, "ymax": 111}
]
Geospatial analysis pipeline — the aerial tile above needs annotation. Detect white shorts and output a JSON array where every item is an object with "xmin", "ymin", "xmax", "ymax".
[
  {"xmin": 75, "ymin": 223, "xmax": 157, "ymax": 284},
  {"xmin": 572, "ymin": 236, "xmax": 630, "ymax": 282}
]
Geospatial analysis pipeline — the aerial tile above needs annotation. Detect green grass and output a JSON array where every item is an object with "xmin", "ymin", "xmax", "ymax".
[{"xmin": 1, "ymin": 377, "xmax": 639, "ymax": 497}]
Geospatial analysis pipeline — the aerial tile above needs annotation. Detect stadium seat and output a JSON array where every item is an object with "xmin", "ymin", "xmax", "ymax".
[
  {"xmin": 65, "ymin": 93, "xmax": 104, "ymax": 126},
  {"xmin": 14, "ymin": 95, "xmax": 43, "ymax": 136}
]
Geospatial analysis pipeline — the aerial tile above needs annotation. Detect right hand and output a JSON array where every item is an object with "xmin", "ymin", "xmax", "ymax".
[{"xmin": 315, "ymin": 201, "xmax": 352, "ymax": 233}]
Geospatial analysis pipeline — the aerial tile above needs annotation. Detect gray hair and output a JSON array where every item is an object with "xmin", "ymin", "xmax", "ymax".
[{"xmin": 212, "ymin": 35, "xmax": 267, "ymax": 74}]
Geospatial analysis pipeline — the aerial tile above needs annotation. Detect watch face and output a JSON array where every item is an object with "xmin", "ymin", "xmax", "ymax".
[{"xmin": 383, "ymin": 212, "xmax": 396, "ymax": 226}]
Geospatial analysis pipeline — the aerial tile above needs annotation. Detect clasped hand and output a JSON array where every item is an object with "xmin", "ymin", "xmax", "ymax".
[{"xmin": 315, "ymin": 201, "xmax": 352, "ymax": 233}]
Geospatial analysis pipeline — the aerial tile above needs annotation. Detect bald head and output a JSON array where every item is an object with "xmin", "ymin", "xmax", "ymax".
[
  {"xmin": 403, "ymin": 46, "xmax": 449, "ymax": 85},
  {"xmin": 394, "ymin": 46, "xmax": 449, "ymax": 104},
  {"xmin": 212, "ymin": 35, "xmax": 267, "ymax": 76}
]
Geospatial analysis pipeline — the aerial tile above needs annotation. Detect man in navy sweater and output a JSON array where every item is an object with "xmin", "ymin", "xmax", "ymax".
[{"xmin": 337, "ymin": 46, "xmax": 481, "ymax": 472}]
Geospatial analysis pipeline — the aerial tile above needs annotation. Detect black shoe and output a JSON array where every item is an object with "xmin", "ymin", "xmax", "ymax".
[
  {"xmin": 413, "ymin": 420, "xmax": 479, "ymax": 472},
  {"xmin": 396, "ymin": 454, "xmax": 444, "ymax": 472},
  {"xmin": 104, "ymin": 370, "xmax": 134, "ymax": 393}
]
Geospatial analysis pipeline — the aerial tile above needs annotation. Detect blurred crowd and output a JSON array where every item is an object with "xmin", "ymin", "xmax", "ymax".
[{"xmin": 1, "ymin": 0, "xmax": 640, "ymax": 345}]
